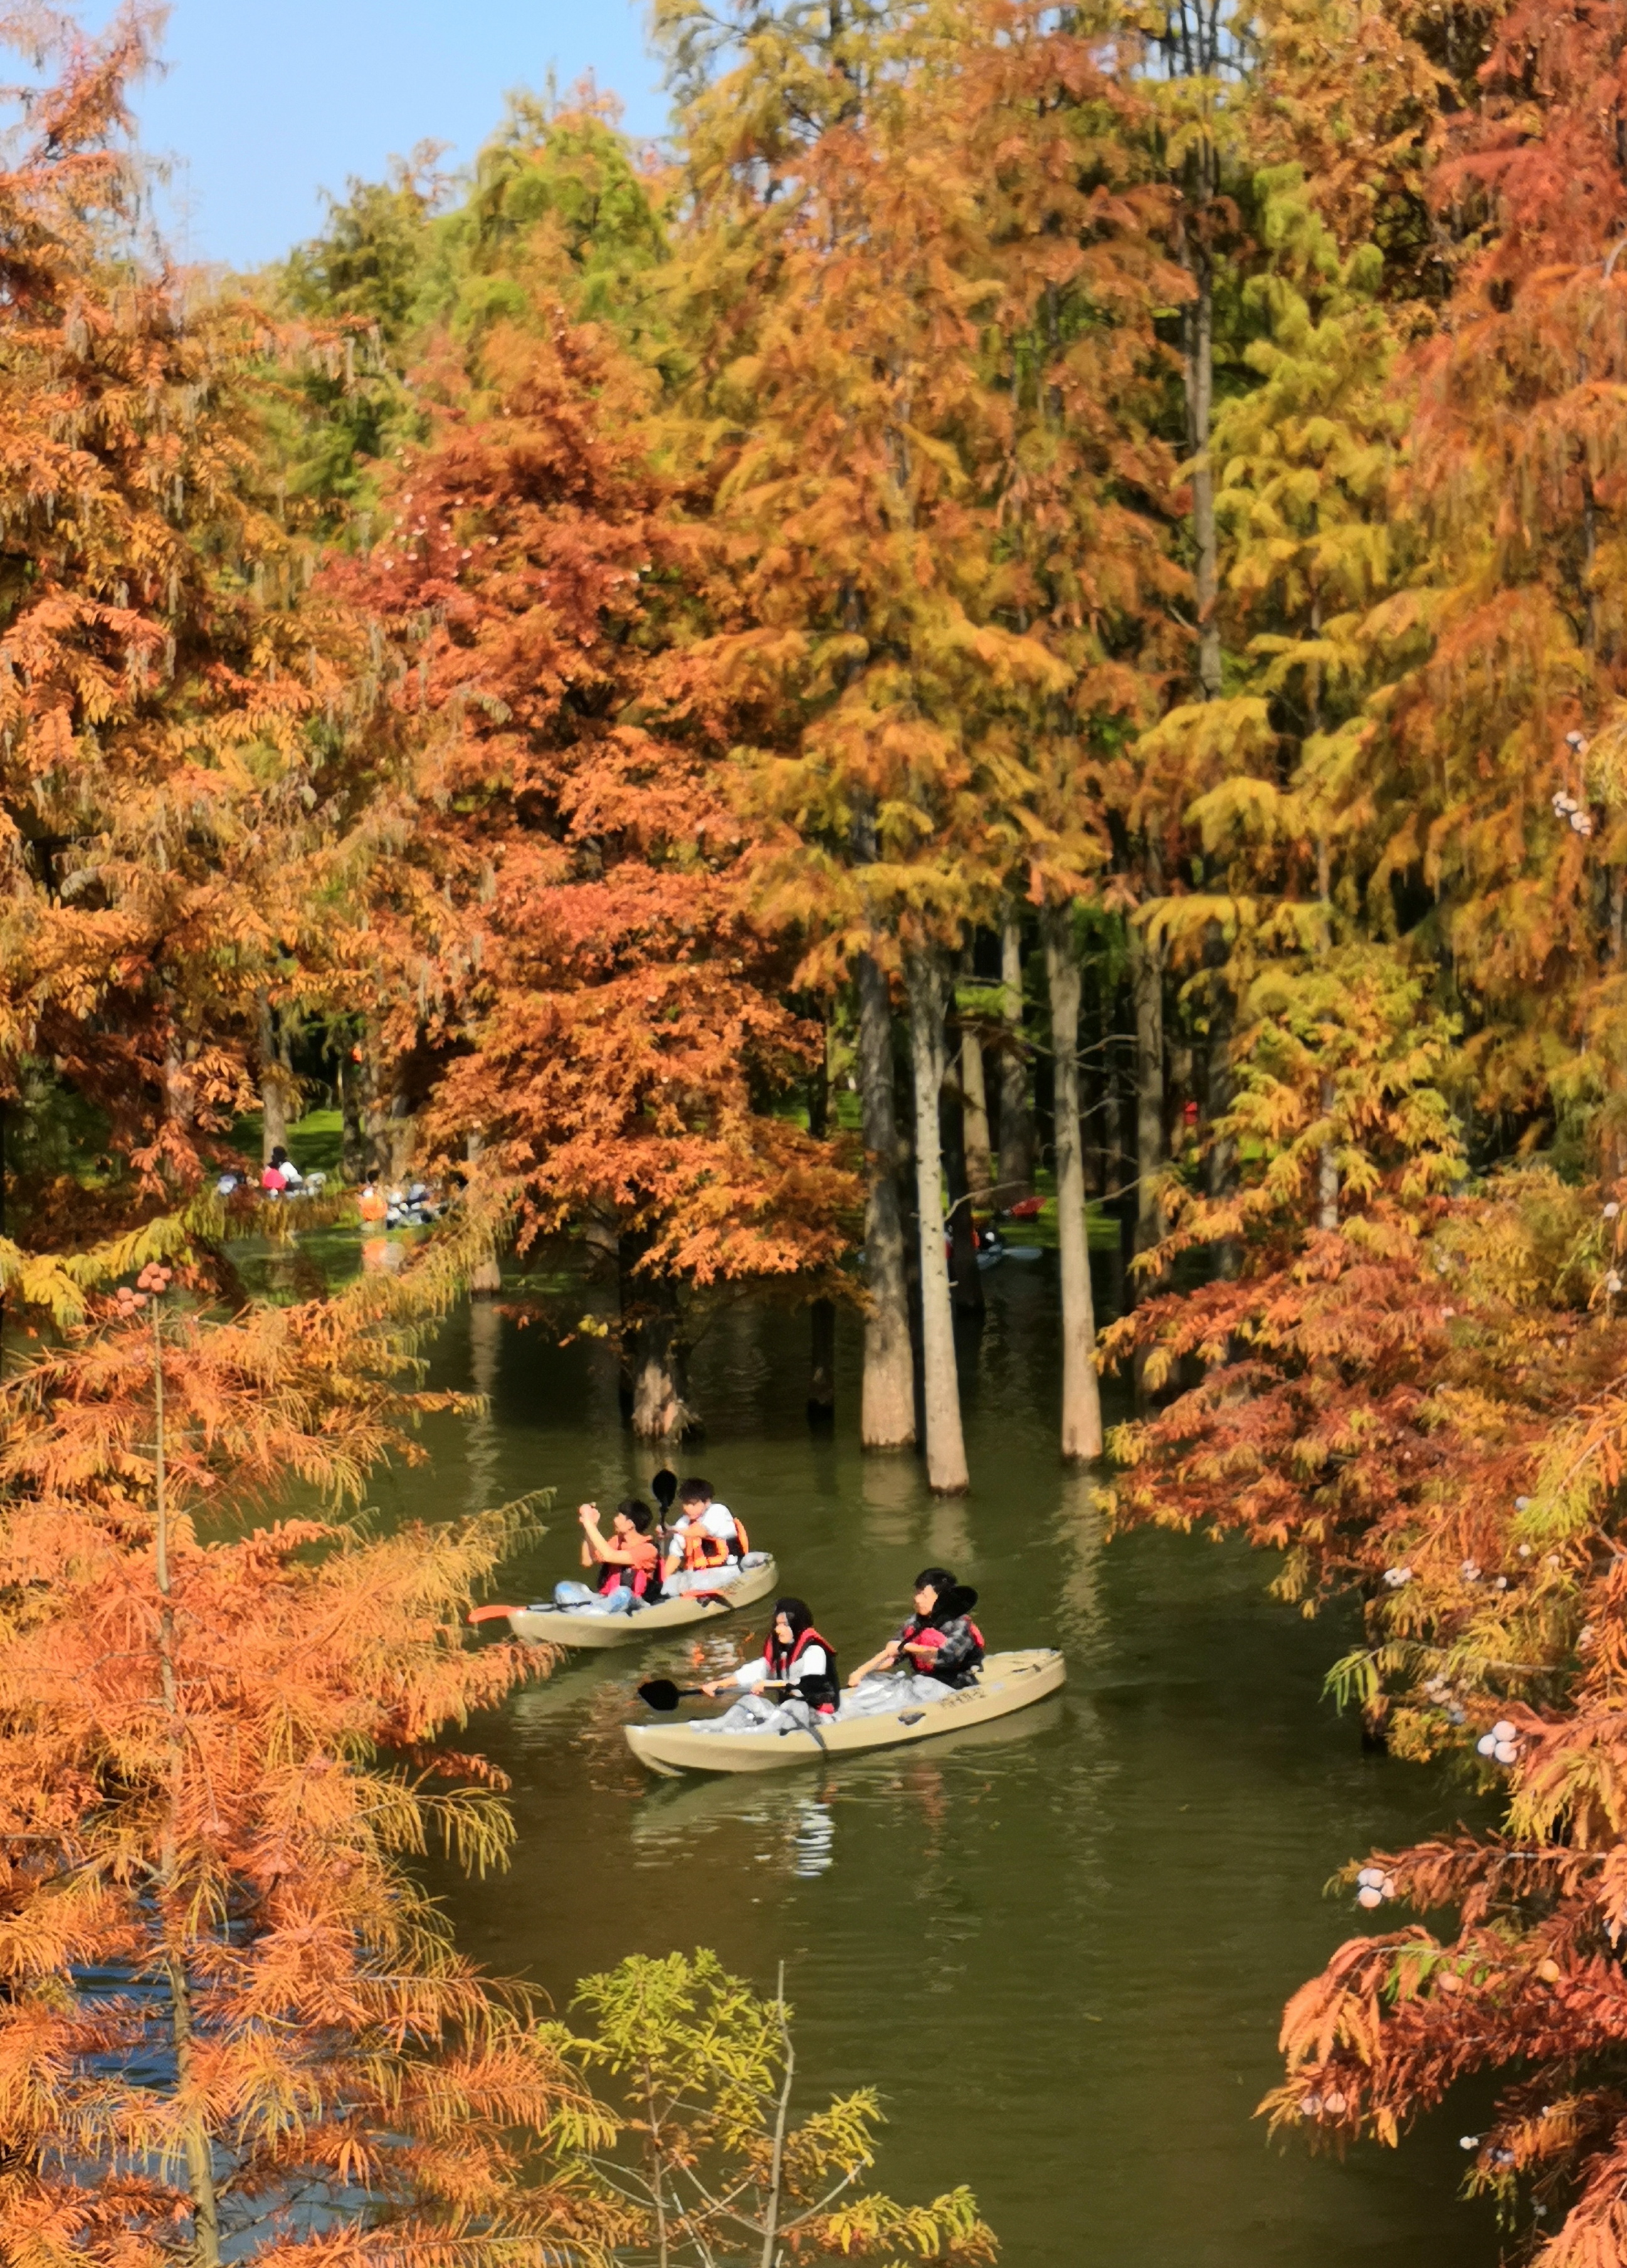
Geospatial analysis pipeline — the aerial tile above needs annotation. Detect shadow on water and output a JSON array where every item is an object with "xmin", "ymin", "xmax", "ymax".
[{"xmin": 392, "ymin": 1254, "xmax": 1500, "ymax": 2268}]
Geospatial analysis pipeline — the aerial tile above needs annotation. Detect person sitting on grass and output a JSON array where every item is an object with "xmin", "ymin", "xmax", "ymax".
[{"xmin": 268, "ymin": 1143, "xmax": 303, "ymax": 1191}]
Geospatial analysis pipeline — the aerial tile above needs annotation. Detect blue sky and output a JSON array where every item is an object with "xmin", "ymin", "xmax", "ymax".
[{"xmin": 80, "ymin": 1, "xmax": 670, "ymax": 271}]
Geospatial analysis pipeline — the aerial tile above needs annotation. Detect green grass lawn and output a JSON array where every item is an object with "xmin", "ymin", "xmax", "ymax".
[{"xmin": 229, "ymin": 1108, "xmax": 346, "ymax": 1177}]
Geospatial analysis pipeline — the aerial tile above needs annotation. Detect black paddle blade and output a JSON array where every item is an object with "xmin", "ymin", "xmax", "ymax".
[
  {"xmin": 651, "ymin": 1468, "xmax": 678, "ymax": 1509},
  {"xmin": 637, "ymin": 1677, "xmax": 683, "ymax": 1713},
  {"xmin": 944, "ymin": 1584, "xmax": 979, "ymax": 1617}
]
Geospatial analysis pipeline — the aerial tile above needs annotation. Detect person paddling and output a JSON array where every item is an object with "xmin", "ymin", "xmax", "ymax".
[
  {"xmin": 700, "ymin": 1597, "xmax": 839, "ymax": 1725},
  {"xmin": 848, "ymin": 1567, "xmax": 986, "ymax": 1695}
]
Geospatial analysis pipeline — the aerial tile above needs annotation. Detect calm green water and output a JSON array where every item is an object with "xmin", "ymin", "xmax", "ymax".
[{"xmin": 385, "ymin": 1265, "xmax": 1500, "ymax": 2268}]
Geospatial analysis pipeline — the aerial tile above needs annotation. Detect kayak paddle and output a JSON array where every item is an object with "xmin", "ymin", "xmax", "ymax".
[{"xmin": 637, "ymin": 1674, "xmax": 789, "ymax": 1713}]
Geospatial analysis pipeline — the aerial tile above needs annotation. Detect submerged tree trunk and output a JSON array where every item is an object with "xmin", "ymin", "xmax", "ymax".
[
  {"xmin": 996, "ymin": 913, "xmax": 1032, "ymax": 1205},
  {"xmin": 904, "ymin": 947, "xmax": 969, "ymax": 1494},
  {"xmin": 1043, "ymin": 904, "xmax": 1103, "ymax": 1461},
  {"xmin": 620, "ymin": 1234, "xmax": 700, "ymax": 1440},
  {"xmin": 856, "ymin": 951, "xmax": 915, "ymax": 1448},
  {"xmin": 942, "ymin": 1041, "xmax": 984, "ymax": 1319}
]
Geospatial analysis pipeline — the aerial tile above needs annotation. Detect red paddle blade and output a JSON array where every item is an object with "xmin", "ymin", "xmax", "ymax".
[{"xmin": 466, "ymin": 1604, "xmax": 517, "ymax": 1626}]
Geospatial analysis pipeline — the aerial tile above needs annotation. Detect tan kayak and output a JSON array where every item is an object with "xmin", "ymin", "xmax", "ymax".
[
  {"xmin": 624, "ymin": 1647, "xmax": 1066, "ymax": 1774},
  {"xmin": 502, "ymin": 1555, "xmax": 779, "ymax": 1650}
]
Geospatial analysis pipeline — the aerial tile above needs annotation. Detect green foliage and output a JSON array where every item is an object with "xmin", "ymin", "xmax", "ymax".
[
  {"xmin": 551, "ymin": 1951, "xmax": 998, "ymax": 2266},
  {"xmin": 266, "ymin": 97, "xmax": 668, "ymax": 517}
]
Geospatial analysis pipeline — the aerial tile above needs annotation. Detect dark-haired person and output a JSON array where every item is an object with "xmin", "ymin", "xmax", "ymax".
[
  {"xmin": 268, "ymin": 1143, "xmax": 303, "ymax": 1192},
  {"xmin": 845, "ymin": 1568, "xmax": 986, "ymax": 1709},
  {"xmin": 698, "ymin": 1599, "xmax": 838, "ymax": 1733},
  {"xmin": 661, "ymin": 1477, "xmax": 750, "ymax": 1595},
  {"xmin": 553, "ymin": 1499, "xmax": 661, "ymax": 1614}
]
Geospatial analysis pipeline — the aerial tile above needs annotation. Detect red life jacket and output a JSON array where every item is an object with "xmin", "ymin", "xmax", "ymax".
[
  {"xmin": 598, "ymin": 1540, "xmax": 660, "ymax": 1600},
  {"xmin": 898, "ymin": 1614, "xmax": 985, "ymax": 1686},
  {"xmin": 767, "ymin": 1624, "xmax": 839, "ymax": 1713}
]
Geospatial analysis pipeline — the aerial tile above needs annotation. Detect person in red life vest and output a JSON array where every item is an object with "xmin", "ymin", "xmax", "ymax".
[
  {"xmin": 848, "ymin": 1567, "xmax": 986, "ymax": 1695},
  {"xmin": 661, "ymin": 1477, "xmax": 750, "ymax": 1595},
  {"xmin": 700, "ymin": 1598, "xmax": 839, "ymax": 1726},
  {"xmin": 553, "ymin": 1499, "xmax": 660, "ymax": 1614}
]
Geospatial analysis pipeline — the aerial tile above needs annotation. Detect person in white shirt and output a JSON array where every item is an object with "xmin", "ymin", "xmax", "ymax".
[
  {"xmin": 700, "ymin": 1599, "xmax": 838, "ymax": 1730},
  {"xmin": 661, "ymin": 1477, "xmax": 747, "ymax": 1594}
]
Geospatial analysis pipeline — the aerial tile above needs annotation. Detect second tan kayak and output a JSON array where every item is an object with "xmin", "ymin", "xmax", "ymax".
[{"xmin": 624, "ymin": 1647, "xmax": 1066, "ymax": 1773}]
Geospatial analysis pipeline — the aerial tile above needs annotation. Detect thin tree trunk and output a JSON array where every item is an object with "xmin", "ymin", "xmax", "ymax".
[
  {"xmin": 806, "ymin": 1035, "xmax": 836, "ymax": 1424},
  {"xmin": 1204, "ymin": 927, "xmax": 1238, "ymax": 1278},
  {"xmin": 387, "ymin": 1093, "xmax": 416, "ymax": 1182},
  {"xmin": 1181, "ymin": 162, "xmax": 1222, "ymax": 701},
  {"xmin": 1130, "ymin": 920, "xmax": 1166, "ymax": 1271},
  {"xmin": 256, "ymin": 995, "xmax": 291, "ymax": 1164},
  {"xmin": 961, "ymin": 1026, "xmax": 993, "ymax": 1195},
  {"xmin": 1317, "ymin": 1080, "xmax": 1339, "ymax": 1231},
  {"xmin": 904, "ymin": 947, "xmax": 969, "ymax": 1494},
  {"xmin": 1044, "ymin": 904, "xmax": 1103, "ymax": 1460},
  {"xmin": 151, "ymin": 1300, "xmax": 223, "ymax": 2268},
  {"xmin": 1316, "ymin": 836, "xmax": 1338, "ymax": 1231},
  {"xmin": 338, "ymin": 1046, "xmax": 366, "ymax": 1183},
  {"xmin": 761, "ymin": 1963, "xmax": 795, "ymax": 2268},
  {"xmin": 856, "ymin": 952, "xmax": 915, "ymax": 1447},
  {"xmin": 941, "ymin": 1039, "xmax": 984, "ymax": 1318},
  {"xmin": 996, "ymin": 914, "xmax": 1032, "ymax": 1204},
  {"xmin": 356, "ymin": 1025, "xmax": 387, "ymax": 1170}
]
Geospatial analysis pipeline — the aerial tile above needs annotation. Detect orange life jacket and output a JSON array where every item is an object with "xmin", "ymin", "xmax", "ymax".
[{"xmin": 680, "ymin": 1513, "xmax": 748, "ymax": 1572}]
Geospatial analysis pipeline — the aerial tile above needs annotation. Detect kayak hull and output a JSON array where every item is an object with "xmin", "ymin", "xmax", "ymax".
[
  {"xmin": 508, "ymin": 1557, "xmax": 779, "ymax": 1649},
  {"xmin": 624, "ymin": 1647, "xmax": 1065, "ymax": 1773}
]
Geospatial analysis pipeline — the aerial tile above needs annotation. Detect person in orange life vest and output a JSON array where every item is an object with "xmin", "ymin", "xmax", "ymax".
[
  {"xmin": 848, "ymin": 1567, "xmax": 986, "ymax": 1694},
  {"xmin": 700, "ymin": 1599, "xmax": 838, "ymax": 1728},
  {"xmin": 579, "ymin": 1499, "xmax": 661, "ymax": 1599},
  {"xmin": 661, "ymin": 1477, "xmax": 749, "ymax": 1595}
]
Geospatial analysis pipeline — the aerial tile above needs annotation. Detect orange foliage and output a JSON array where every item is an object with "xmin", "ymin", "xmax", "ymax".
[
  {"xmin": 0, "ymin": 1246, "xmax": 627, "ymax": 2268},
  {"xmin": 332, "ymin": 231, "xmax": 858, "ymax": 1303}
]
